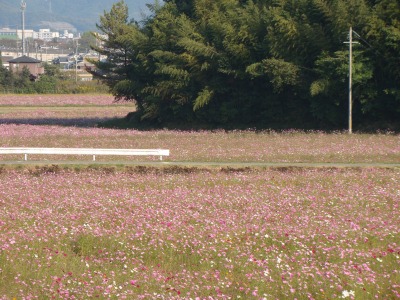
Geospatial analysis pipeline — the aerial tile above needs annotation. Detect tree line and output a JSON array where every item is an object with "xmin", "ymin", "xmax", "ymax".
[
  {"xmin": 90, "ymin": 0, "xmax": 399, "ymax": 130},
  {"xmin": 0, "ymin": 61, "xmax": 59, "ymax": 94},
  {"xmin": 0, "ymin": 59, "xmax": 108, "ymax": 94}
]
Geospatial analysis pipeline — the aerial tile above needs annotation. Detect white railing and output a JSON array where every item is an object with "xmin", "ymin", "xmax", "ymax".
[{"xmin": 0, "ymin": 147, "xmax": 170, "ymax": 161}]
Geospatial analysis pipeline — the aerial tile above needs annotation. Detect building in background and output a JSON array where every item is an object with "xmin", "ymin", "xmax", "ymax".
[
  {"xmin": 1, "ymin": 27, "xmax": 62, "ymax": 41},
  {"xmin": 8, "ymin": 55, "xmax": 44, "ymax": 78},
  {"xmin": 33, "ymin": 29, "xmax": 60, "ymax": 40},
  {"xmin": 0, "ymin": 28, "xmax": 18, "ymax": 40}
]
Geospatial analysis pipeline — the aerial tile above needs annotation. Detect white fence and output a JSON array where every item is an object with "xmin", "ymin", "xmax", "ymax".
[{"xmin": 0, "ymin": 148, "xmax": 170, "ymax": 161}]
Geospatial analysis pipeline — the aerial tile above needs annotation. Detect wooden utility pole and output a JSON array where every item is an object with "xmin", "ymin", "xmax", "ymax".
[
  {"xmin": 348, "ymin": 27, "xmax": 353, "ymax": 134},
  {"xmin": 344, "ymin": 27, "xmax": 358, "ymax": 134}
]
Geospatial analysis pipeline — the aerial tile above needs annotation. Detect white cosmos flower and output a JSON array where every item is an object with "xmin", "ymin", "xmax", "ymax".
[{"xmin": 341, "ymin": 290, "xmax": 355, "ymax": 298}]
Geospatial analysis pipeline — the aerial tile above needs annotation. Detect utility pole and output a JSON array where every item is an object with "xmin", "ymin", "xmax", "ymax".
[
  {"xmin": 16, "ymin": 26, "xmax": 19, "ymax": 57},
  {"xmin": 348, "ymin": 27, "xmax": 353, "ymax": 134},
  {"xmin": 344, "ymin": 27, "xmax": 359, "ymax": 134},
  {"xmin": 75, "ymin": 40, "xmax": 79, "ymax": 83},
  {"xmin": 21, "ymin": 0, "xmax": 26, "ymax": 56}
]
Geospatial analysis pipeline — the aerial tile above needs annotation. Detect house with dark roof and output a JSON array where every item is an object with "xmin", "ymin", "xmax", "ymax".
[{"xmin": 8, "ymin": 55, "xmax": 45, "ymax": 78}]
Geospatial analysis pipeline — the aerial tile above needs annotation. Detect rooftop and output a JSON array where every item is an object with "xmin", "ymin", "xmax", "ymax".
[{"xmin": 8, "ymin": 55, "xmax": 42, "ymax": 63}]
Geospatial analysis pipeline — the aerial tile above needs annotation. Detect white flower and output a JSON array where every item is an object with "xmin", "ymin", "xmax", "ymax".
[{"xmin": 341, "ymin": 290, "xmax": 355, "ymax": 298}]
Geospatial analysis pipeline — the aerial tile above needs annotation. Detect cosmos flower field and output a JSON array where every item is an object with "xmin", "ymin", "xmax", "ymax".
[
  {"xmin": 0, "ymin": 95, "xmax": 399, "ymax": 299},
  {"xmin": 0, "ymin": 94, "xmax": 131, "ymax": 127}
]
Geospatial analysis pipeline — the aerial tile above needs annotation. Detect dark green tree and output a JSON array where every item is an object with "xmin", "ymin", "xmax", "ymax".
[
  {"xmin": 14, "ymin": 66, "xmax": 34, "ymax": 92},
  {"xmin": 90, "ymin": 0, "xmax": 400, "ymax": 129},
  {"xmin": 363, "ymin": 0, "xmax": 400, "ymax": 122},
  {"xmin": 89, "ymin": 1, "xmax": 150, "ymax": 103},
  {"xmin": 0, "ymin": 53, "xmax": 5, "ymax": 87},
  {"xmin": 34, "ymin": 73, "xmax": 58, "ymax": 93}
]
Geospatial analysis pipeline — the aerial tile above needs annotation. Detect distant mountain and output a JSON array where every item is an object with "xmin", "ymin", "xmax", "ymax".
[{"xmin": 0, "ymin": 0, "xmax": 154, "ymax": 32}]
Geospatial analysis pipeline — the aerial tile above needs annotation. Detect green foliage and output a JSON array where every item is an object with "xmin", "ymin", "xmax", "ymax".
[
  {"xmin": 16, "ymin": 67, "xmax": 33, "ymax": 89},
  {"xmin": 34, "ymin": 75, "xmax": 57, "ymax": 93},
  {"xmin": 43, "ymin": 63, "xmax": 65, "ymax": 79},
  {"xmin": 247, "ymin": 58, "xmax": 299, "ymax": 92},
  {"xmin": 79, "ymin": 31, "xmax": 98, "ymax": 52},
  {"xmin": 90, "ymin": 0, "xmax": 400, "ymax": 130},
  {"xmin": 193, "ymin": 87, "xmax": 214, "ymax": 110},
  {"xmin": 0, "ymin": 62, "xmax": 108, "ymax": 94},
  {"xmin": 0, "ymin": 54, "xmax": 6, "ymax": 85}
]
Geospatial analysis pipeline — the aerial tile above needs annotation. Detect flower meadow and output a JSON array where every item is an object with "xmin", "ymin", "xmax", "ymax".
[
  {"xmin": 0, "ymin": 167, "xmax": 399, "ymax": 299},
  {"xmin": 0, "ymin": 94, "xmax": 399, "ymax": 163},
  {"xmin": 0, "ymin": 94, "xmax": 118, "ymax": 106},
  {"xmin": 0, "ymin": 107, "xmax": 131, "ymax": 127},
  {"xmin": 0, "ymin": 95, "xmax": 399, "ymax": 299},
  {"xmin": 0, "ymin": 94, "xmax": 133, "ymax": 127},
  {"xmin": 0, "ymin": 124, "xmax": 399, "ymax": 163}
]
